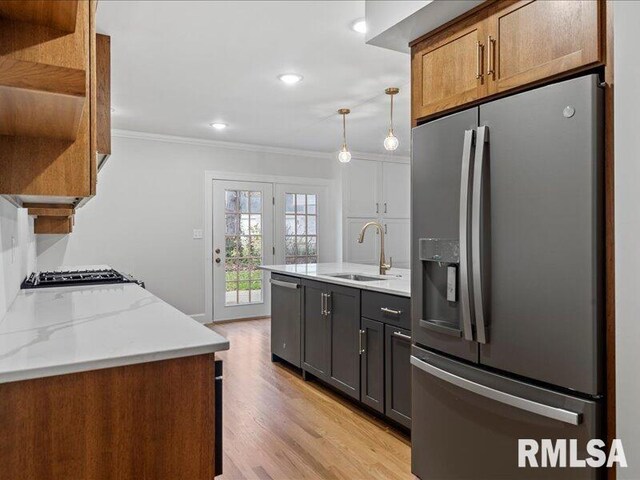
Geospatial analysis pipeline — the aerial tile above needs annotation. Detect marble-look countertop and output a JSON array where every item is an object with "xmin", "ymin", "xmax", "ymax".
[
  {"xmin": 0, "ymin": 283, "xmax": 229, "ymax": 384},
  {"xmin": 259, "ymin": 262, "xmax": 410, "ymax": 297}
]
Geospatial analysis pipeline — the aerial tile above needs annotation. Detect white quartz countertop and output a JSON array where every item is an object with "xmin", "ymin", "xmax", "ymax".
[
  {"xmin": 259, "ymin": 262, "xmax": 410, "ymax": 297},
  {"xmin": 0, "ymin": 283, "xmax": 229, "ymax": 384}
]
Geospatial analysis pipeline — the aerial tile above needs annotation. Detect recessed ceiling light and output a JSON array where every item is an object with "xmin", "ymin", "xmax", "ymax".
[
  {"xmin": 209, "ymin": 122, "xmax": 227, "ymax": 130},
  {"xmin": 351, "ymin": 18, "xmax": 366, "ymax": 34},
  {"xmin": 278, "ymin": 73, "xmax": 303, "ymax": 85}
]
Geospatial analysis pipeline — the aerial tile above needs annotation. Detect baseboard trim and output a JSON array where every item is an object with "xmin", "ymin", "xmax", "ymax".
[
  {"xmin": 208, "ymin": 315, "xmax": 270, "ymax": 325},
  {"xmin": 190, "ymin": 313, "xmax": 207, "ymax": 323}
]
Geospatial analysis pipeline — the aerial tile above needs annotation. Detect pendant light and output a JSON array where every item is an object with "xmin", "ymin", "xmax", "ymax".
[
  {"xmin": 384, "ymin": 87, "xmax": 399, "ymax": 151},
  {"xmin": 337, "ymin": 108, "xmax": 352, "ymax": 163}
]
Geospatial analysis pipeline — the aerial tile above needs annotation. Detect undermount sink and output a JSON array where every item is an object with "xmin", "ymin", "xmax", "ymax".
[{"xmin": 325, "ymin": 273, "xmax": 394, "ymax": 282}]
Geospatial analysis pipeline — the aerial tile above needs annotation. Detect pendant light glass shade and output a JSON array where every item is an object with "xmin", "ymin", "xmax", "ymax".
[
  {"xmin": 338, "ymin": 145, "xmax": 352, "ymax": 163},
  {"xmin": 384, "ymin": 129, "xmax": 399, "ymax": 151},
  {"xmin": 384, "ymin": 87, "xmax": 399, "ymax": 151},
  {"xmin": 337, "ymin": 108, "xmax": 351, "ymax": 163}
]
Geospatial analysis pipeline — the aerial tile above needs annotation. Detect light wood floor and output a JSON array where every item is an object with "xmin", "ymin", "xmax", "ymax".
[{"xmin": 208, "ymin": 318, "xmax": 412, "ymax": 480}]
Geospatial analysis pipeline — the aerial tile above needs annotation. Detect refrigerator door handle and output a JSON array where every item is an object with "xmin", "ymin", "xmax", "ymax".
[
  {"xmin": 459, "ymin": 129, "xmax": 475, "ymax": 341},
  {"xmin": 410, "ymin": 355, "xmax": 582, "ymax": 426},
  {"xmin": 472, "ymin": 125, "xmax": 489, "ymax": 344}
]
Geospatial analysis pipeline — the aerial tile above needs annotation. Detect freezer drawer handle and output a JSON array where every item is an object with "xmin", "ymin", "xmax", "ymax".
[
  {"xmin": 410, "ymin": 356, "xmax": 582, "ymax": 426},
  {"xmin": 419, "ymin": 319, "xmax": 462, "ymax": 338},
  {"xmin": 269, "ymin": 279, "xmax": 300, "ymax": 289}
]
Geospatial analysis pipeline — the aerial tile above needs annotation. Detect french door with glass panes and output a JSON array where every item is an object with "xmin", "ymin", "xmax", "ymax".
[
  {"xmin": 274, "ymin": 184, "xmax": 327, "ymax": 265},
  {"xmin": 212, "ymin": 180, "xmax": 274, "ymax": 320}
]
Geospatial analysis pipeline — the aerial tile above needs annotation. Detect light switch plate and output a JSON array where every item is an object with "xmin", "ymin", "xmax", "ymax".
[{"xmin": 193, "ymin": 229, "xmax": 203, "ymax": 239}]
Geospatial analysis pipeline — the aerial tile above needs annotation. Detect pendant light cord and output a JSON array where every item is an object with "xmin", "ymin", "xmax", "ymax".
[
  {"xmin": 389, "ymin": 94, "xmax": 394, "ymax": 132},
  {"xmin": 342, "ymin": 112, "xmax": 347, "ymax": 147}
]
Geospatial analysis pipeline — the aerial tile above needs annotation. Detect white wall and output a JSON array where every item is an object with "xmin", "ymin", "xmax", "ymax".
[
  {"xmin": 614, "ymin": 1, "xmax": 640, "ymax": 477},
  {"xmin": 0, "ymin": 197, "xmax": 36, "ymax": 319},
  {"xmin": 365, "ymin": 0, "xmax": 482, "ymax": 53},
  {"xmin": 36, "ymin": 133, "xmax": 341, "ymax": 318}
]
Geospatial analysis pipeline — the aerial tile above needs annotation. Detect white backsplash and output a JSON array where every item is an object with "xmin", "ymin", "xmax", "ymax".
[{"xmin": 0, "ymin": 197, "xmax": 36, "ymax": 319}]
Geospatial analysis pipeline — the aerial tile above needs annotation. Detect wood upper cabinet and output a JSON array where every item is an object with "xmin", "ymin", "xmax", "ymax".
[
  {"xmin": 0, "ymin": 1, "xmax": 111, "ymax": 233},
  {"xmin": 412, "ymin": 15, "xmax": 488, "ymax": 120},
  {"xmin": 411, "ymin": 0, "xmax": 604, "ymax": 123},
  {"xmin": 486, "ymin": 0, "xmax": 602, "ymax": 94},
  {"xmin": 96, "ymin": 33, "xmax": 111, "ymax": 170}
]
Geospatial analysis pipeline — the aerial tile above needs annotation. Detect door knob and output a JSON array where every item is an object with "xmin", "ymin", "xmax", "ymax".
[
  {"xmin": 215, "ymin": 258, "xmax": 221, "ymax": 264},
  {"xmin": 215, "ymin": 248, "xmax": 221, "ymax": 254}
]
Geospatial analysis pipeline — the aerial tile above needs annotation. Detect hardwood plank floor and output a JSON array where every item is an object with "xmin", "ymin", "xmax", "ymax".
[{"xmin": 208, "ymin": 318, "xmax": 412, "ymax": 480}]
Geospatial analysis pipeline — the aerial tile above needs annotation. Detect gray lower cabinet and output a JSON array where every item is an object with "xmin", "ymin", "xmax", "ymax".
[
  {"xmin": 385, "ymin": 325, "xmax": 412, "ymax": 428},
  {"xmin": 302, "ymin": 279, "xmax": 361, "ymax": 401},
  {"xmin": 360, "ymin": 318, "xmax": 384, "ymax": 413},
  {"xmin": 272, "ymin": 277, "xmax": 410, "ymax": 427},
  {"xmin": 302, "ymin": 279, "xmax": 330, "ymax": 378},
  {"xmin": 270, "ymin": 274, "xmax": 302, "ymax": 367},
  {"xmin": 327, "ymin": 283, "xmax": 361, "ymax": 400}
]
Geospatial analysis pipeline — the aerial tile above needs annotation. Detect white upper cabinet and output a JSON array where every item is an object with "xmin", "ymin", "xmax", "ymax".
[
  {"xmin": 343, "ymin": 159, "xmax": 380, "ymax": 217},
  {"xmin": 382, "ymin": 162, "xmax": 410, "ymax": 218},
  {"xmin": 383, "ymin": 219, "xmax": 411, "ymax": 269},
  {"xmin": 342, "ymin": 159, "xmax": 410, "ymax": 266}
]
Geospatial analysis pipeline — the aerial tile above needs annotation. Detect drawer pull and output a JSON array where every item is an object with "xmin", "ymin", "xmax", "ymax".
[
  {"xmin": 381, "ymin": 307, "xmax": 402, "ymax": 316},
  {"xmin": 393, "ymin": 331, "xmax": 412, "ymax": 340}
]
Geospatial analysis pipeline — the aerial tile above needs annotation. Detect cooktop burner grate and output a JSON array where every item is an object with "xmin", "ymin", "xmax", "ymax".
[{"xmin": 21, "ymin": 269, "xmax": 143, "ymax": 289}]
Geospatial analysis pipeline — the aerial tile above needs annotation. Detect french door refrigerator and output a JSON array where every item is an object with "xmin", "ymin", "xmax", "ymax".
[{"xmin": 410, "ymin": 74, "xmax": 604, "ymax": 480}]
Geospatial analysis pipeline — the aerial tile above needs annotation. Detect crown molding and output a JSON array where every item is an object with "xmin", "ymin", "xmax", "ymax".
[{"xmin": 111, "ymin": 129, "xmax": 410, "ymax": 163}]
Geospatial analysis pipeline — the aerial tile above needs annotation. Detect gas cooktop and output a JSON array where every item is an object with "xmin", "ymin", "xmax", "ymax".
[{"xmin": 21, "ymin": 268, "xmax": 144, "ymax": 289}]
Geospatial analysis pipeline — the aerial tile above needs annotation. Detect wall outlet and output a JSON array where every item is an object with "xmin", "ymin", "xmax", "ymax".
[{"xmin": 193, "ymin": 229, "xmax": 203, "ymax": 240}]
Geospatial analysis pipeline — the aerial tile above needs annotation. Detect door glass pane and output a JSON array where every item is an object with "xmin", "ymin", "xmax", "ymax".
[
  {"xmin": 284, "ymin": 193, "xmax": 318, "ymax": 265},
  {"xmin": 224, "ymin": 189, "xmax": 263, "ymax": 306},
  {"xmin": 285, "ymin": 193, "xmax": 295, "ymax": 214}
]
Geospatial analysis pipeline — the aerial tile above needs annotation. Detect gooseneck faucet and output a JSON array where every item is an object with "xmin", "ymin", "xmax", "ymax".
[{"xmin": 357, "ymin": 221, "xmax": 392, "ymax": 275}]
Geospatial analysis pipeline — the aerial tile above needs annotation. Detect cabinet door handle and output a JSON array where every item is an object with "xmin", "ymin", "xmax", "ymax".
[
  {"xmin": 381, "ymin": 307, "xmax": 402, "ymax": 316},
  {"xmin": 359, "ymin": 329, "xmax": 365, "ymax": 354},
  {"xmin": 321, "ymin": 292, "xmax": 326, "ymax": 316},
  {"xmin": 384, "ymin": 223, "xmax": 388, "ymax": 234},
  {"xmin": 487, "ymin": 35, "xmax": 495, "ymax": 79},
  {"xmin": 476, "ymin": 41, "xmax": 484, "ymax": 79},
  {"xmin": 376, "ymin": 202, "xmax": 379, "ymax": 214},
  {"xmin": 325, "ymin": 292, "xmax": 332, "ymax": 316},
  {"xmin": 384, "ymin": 202, "xmax": 387, "ymax": 214},
  {"xmin": 393, "ymin": 331, "xmax": 412, "ymax": 341}
]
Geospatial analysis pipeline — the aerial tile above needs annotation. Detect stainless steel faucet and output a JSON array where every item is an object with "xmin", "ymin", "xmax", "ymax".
[{"xmin": 357, "ymin": 221, "xmax": 392, "ymax": 275}]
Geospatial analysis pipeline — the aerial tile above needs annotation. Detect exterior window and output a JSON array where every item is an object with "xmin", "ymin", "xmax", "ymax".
[
  {"xmin": 224, "ymin": 190, "xmax": 263, "ymax": 305},
  {"xmin": 285, "ymin": 193, "xmax": 317, "ymax": 265}
]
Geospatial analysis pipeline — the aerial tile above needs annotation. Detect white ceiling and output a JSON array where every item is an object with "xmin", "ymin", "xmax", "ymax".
[{"xmin": 97, "ymin": 1, "xmax": 411, "ymax": 157}]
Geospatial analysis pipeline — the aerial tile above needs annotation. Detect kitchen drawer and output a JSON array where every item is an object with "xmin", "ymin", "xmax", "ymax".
[{"xmin": 361, "ymin": 291, "xmax": 410, "ymax": 330}]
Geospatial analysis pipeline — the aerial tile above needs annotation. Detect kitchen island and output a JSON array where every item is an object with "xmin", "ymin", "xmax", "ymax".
[
  {"xmin": 0, "ymin": 283, "xmax": 228, "ymax": 480},
  {"xmin": 260, "ymin": 261, "xmax": 410, "ymax": 297},
  {"xmin": 260, "ymin": 262, "xmax": 412, "ymax": 429}
]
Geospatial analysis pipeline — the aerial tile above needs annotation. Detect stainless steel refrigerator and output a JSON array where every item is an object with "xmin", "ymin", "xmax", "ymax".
[{"xmin": 410, "ymin": 74, "xmax": 604, "ymax": 479}]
